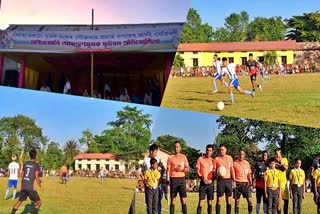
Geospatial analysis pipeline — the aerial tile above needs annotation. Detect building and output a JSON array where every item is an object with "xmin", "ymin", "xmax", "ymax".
[
  {"xmin": 74, "ymin": 148, "xmax": 172, "ymax": 172},
  {"xmin": 177, "ymin": 40, "xmax": 297, "ymax": 67},
  {"xmin": 0, "ymin": 23, "xmax": 184, "ymax": 105}
]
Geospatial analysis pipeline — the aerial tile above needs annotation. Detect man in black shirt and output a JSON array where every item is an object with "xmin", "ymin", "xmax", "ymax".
[{"xmin": 11, "ymin": 149, "xmax": 42, "ymax": 214}]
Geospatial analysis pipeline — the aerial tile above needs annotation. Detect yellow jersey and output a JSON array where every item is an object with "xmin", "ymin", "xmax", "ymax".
[
  {"xmin": 265, "ymin": 169, "xmax": 281, "ymax": 188},
  {"xmin": 144, "ymin": 169, "xmax": 160, "ymax": 188},
  {"xmin": 289, "ymin": 168, "xmax": 305, "ymax": 186},
  {"xmin": 314, "ymin": 169, "xmax": 320, "ymax": 187}
]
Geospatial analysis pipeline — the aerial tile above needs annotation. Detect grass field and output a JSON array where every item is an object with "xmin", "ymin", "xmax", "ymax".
[
  {"xmin": 135, "ymin": 191, "xmax": 317, "ymax": 214},
  {"xmin": 161, "ymin": 73, "xmax": 320, "ymax": 128},
  {"xmin": 0, "ymin": 177, "xmax": 136, "ymax": 214}
]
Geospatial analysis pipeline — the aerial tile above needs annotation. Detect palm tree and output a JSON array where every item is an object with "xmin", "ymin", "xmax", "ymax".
[{"xmin": 63, "ymin": 139, "xmax": 80, "ymax": 167}]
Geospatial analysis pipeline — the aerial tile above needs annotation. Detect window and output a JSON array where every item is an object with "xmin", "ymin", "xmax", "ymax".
[
  {"xmin": 281, "ymin": 56, "xmax": 287, "ymax": 65},
  {"xmin": 193, "ymin": 58, "xmax": 199, "ymax": 67},
  {"xmin": 78, "ymin": 159, "xmax": 82, "ymax": 161},
  {"xmin": 78, "ymin": 164, "xmax": 82, "ymax": 169},
  {"xmin": 180, "ymin": 52, "xmax": 184, "ymax": 54},
  {"xmin": 105, "ymin": 164, "xmax": 110, "ymax": 170},
  {"xmin": 241, "ymin": 57, "xmax": 247, "ymax": 65},
  {"xmin": 96, "ymin": 159, "xmax": 100, "ymax": 161},
  {"xmin": 115, "ymin": 164, "xmax": 119, "ymax": 171},
  {"xmin": 228, "ymin": 51, "xmax": 234, "ymax": 53},
  {"xmin": 96, "ymin": 164, "xmax": 100, "ymax": 170},
  {"xmin": 87, "ymin": 164, "xmax": 91, "ymax": 170},
  {"xmin": 193, "ymin": 51, "xmax": 198, "ymax": 54},
  {"xmin": 87, "ymin": 159, "xmax": 91, "ymax": 161},
  {"xmin": 228, "ymin": 57, "xmax": 234, "ymax": 63}
]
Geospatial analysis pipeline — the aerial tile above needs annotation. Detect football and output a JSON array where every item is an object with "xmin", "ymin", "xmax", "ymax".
[
  {"xmin": 217, "ymin": 166, "xmax": 227, "ymax": 177},
  {"xmin": 217, "ymin": 101, "xmax": 224, "ymax": 111}
]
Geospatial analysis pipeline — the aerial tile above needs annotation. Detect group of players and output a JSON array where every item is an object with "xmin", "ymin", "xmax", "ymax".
[
  {"xmin": 142, "ymin": 142, "xmax": 320, "ymax": 214},
  {"xmin": 212, "ymin": 53, "xmax": 266, "ymax": 104}
]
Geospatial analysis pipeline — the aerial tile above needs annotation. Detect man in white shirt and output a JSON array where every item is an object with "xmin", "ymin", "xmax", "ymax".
[
  {"xmin": 103, "ymin": 82, "xmax": 111, "ymax": 99},
  {"xmin": 63, "ymin": 78, "xmax": 71, "ymax": 94},
  {"xmin": 4, "ymin": 155, "xmax": 20, "ymax": 200},
  {"xmin": 221, "ymin": 57, "xmax": 255, "ymax": 104},
  {"xmin": 212, "ymin": 54, "xmax": 228, "ymax": 93},
  {"xmin": 40, "ymin": 82, "xmax": 51, "ymax": 92}
]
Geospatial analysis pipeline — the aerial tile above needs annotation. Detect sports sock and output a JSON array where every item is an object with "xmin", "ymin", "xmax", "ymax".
[
  {"xmin": 256, "ymin": 203, "xmax": 261, "ymax": 214},
  {"xmin": 208, "ymin": 204, "xmax": 212, "ymax": 214},
  {"xmin": 248, "ymin": 205, "xmax": 253, "ymax": 213},
  {"xmin": 245, "ymin": 90, "xmax": 252, "ymax": 95},
  {"xmin": 197, "ymin": 206, "xmax": 202, "ymax": 214},
  {"xmin": 230, "ymin": 93, "xmax": 234, "ymax": 103},
  {"xmin": 263, "ymin": 203, "xmax": 267, "ymax": 214},
  {"xmin": 13, "ymin": 190, "xmax": 17, "ymax": 199},
  {"xmin": 11, "ymin": 208, "xmax": 17, "ymax": 214},
  {"xmin": 216, "ymin": 205, "xmax": 221, "ymax": 214},
  {"xmin": 235, "ymin": 206, "xmax": 239, "ymax": 214},
  {"xmin": 213, "ymin": 81, "xmax": 217, "ymax": 91},
  {"xmin": 227, "ymin": 204, "xmax": 231, "ymax": 214},
  {"xmin": 170, "ymin": 204, "xmax": 175, "ymax": 214},
  {"xmin": 182, "ymin": 204, "xmax": 187, "ymax": 214},
  {"xmin": 5, "ymin": 189, "xmax": 9, "ymax": 199},
  {"xmin": 224, "ymin": 82, "xmax": 229, "ymax": 87}
]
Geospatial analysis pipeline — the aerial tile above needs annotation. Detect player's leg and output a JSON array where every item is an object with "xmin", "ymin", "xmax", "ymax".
[
  {"xmin": 179, "ymin": 179, "xmax": 187, "ymax": 214},
  {"xmin": 234, "ymin": 81, "xmax": 255, "ymax": 98},
  {"xmin": 12, "ymin": 180, "xmax": 18, "ymax": 199},
  {"xmin": 250, "ymin": 75, "xmax": 256, "ymax": 91},
  {"xmin": 197, "ymin": 181, "xmax": 206, "ymax": 214},
  {"xmin": 216, "ymin": 179, "xmax": 225, "ymax": 214},
  {"xmin": 228, "ymin": 82, "xmax": 235, "ymax": 104},
  {"xmin": 4, "ymin": 180, "xmax": 11, "ymax": 199},
  {"xmin": 226, "ymin": 180, "xmax": 233, "ymax": 214},
  {"xmin": 157, "ymin": 185, "xmax": 163, "ymax": 214},
  {"xmin": 207, "ymin": 183, "xmax": 214, "ymax": 214},
  {"xmin": 170, "ymin": 179, "xmax": 178, "ymax": 214},
  {"xmin": 212, "ymin": 77, "xmax": 218, "ymax": 93},
  {"xmin": 233, "ymin": 184, "xmax": 241, "ymax": 214},
  {"xmin": 11, "ymin": 189, "xmax": 28, "ymax": 214},
  {"xmin": 256, "ymin": 188, "xmax": 263, "ymax": 214},
  {"xmin": 11, "ymin": 200, "xmax": 23, "ymax": 214},
  {"xmin": 244, "ymin": 184, "xmax": 253, "ymax": 214}
]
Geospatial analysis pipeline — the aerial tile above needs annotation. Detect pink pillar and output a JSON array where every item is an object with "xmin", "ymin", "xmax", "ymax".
[
  {"xmin": 18, "ymin": 57, "xmax": 26, "ymax": 88},
  {"xmin": 165, "ymin": 56, "xmax": 172, "ymax": 82},
  {"xmin": 0, "ymin": 54, "xmax": 4, "ymax": 85}
]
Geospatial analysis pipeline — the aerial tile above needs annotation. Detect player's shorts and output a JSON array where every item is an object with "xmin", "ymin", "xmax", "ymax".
[
  {"xmin": 217, "ymin": 178, "xmax": 233, "ymax": 197},
  {"xmin": 62, "ymin": 172, "xmax": 67, "ymax": 178},
  {"xmin": 8, "ymin": 179, "xmax": 18, "ymax": 188},
  {"xmin": 214, "ymin": 73, "xmax": 222, "ymax": 80},
  {"xmin": 170, "ymin": 177, "xmax": 187, "ymax": 198},
  {"xmin": 19, "ymin": 189, "xmax": 40, "ymax": 202},
  {"xmin": 230, "ymin": 79, "xmax": 240, "ymax": 90},
  {"xmin": 250, "ymin": 74, "xmax": 257, "ymax": 81},
  {"xmin": 233, "ymin": 182, "xmax": 251, "ymax": 199},
  {"xmin": 198, "ymin": 180, "xmax": 214, "ymax": 200}
]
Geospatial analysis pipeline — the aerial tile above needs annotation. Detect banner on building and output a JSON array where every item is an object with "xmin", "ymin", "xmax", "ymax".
[{"xmin": 0, "ymin": 23, "xmax": 184, "ymax": 53}]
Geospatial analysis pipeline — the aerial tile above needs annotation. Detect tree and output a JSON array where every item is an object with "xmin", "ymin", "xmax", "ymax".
[
  {"xmin": 265, "ymin": 51, "xmax": 278, "ymax": 66},
  {"xmin": 43, "ymin": 142, "xmax": 64, "ymax": 170},
  {"xmin": 286, "ymin": 12, "xmax": 320, "ymax": 42},
  {"xmin": 173, "ymin": 53, "xmax": 185, "ymax": 69},
  {"xmin": 0, "ymin": 115, "xmax": 48, "ymax": 166},
  {"xmin": 224, "ymin": 11, "xmax": 249, "ymax": 42},
  {"xmin": 246, "ymin": 17, "xmax": 287, "ymax": 41},
  {"xmin": 213, "ymin": 27, "xmax": 229, "ymax": 42},
  {"xmin": 98, "ymin": 105, "xmax": 152, "ymax": 160},
  {"xmin": 63, "ymin": 139, "xmax": 80, "ymax": 167},
  {"xmin": 79, "ymin": 129, "xmax": 99, "ymax": 153},
  {"xmin": 180, "ymin": 8, "xmax": 214, "ymax": 43}
]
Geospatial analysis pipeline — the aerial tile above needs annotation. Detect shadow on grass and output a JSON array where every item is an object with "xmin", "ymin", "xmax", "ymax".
[
  {"xmin": 5, "ymin": 191, "xmax": 21, "ymax": 200},
  {"xmin": 121, "ymin": 187, "xmax": 135, "ymax": 191},
  {"xmin": 22, "ymin": 201, "xmax": 35, "ymax": 214},
  {"xmin": 179, "ymin": 98, "xmax": 215, "ymax": 103}
]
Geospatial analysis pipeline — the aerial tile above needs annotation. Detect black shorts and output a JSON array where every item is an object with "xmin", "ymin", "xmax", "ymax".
[
  {"xmin": 233, "ymin": 182, "xmax": 251, "ymax": 199},
  {"xmin": 19, "ymin": 189, "xmax": 40, "ymax": 202},
  {"xmin": 170, "ymin": 177, "xmax": 187, "ymax": 198},
  {"xmin": 250, "ymin": 74, "xmax": 257, "ymax": 81},
  {"xmin": 62, "ymin": 172, "xmax": 67, "ymax": 178},
  {"xmin": 217, "ymin": 178, "xmax": 232, "ymax": 197},
  {"xmin": 199, "ymin": 180, "xmax": 214, "ymax": 200}
]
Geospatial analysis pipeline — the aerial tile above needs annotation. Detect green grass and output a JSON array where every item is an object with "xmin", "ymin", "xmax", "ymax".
[
  {"xmin": 161, "ymin": 73, "xmax": 320, "ymax": 128},
  {"xmin": 135, "ymin": 191, "xmax": 317, "ymax": 214},
  {"xmin": 0, "ymin": 177, "xmax": 136, "ymax": 214}
]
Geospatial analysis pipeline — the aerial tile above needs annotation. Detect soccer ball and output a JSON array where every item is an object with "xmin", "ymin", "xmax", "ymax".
[
  {"xmin": 217, "ymin": 101, "xmax": 224, "ymax": 111},
  {"xmin": 217, "ymin": 166, "xmax": 227, "ymax": 177}
]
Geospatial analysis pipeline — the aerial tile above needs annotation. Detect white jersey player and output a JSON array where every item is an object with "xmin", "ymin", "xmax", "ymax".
[
  {"xmin": 220, "ymin": 57, "xmax": 255, "ymax": 104},
  {"xmin": 5, "ymin": 155, "xmax": 20, "ymax": 199},
  {"xmin": 212, "ymin": 54, "xmax": 228, "ymax": 93}
]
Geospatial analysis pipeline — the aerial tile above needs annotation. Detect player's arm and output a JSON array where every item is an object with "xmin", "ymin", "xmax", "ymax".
[
  {"xmin": 248, "ymin": 166, "xmax": 252, "ymax": 187},
  {"xmin": 289, "ymin": 170, "xmax": 293, "ymax": 198},
  {"xmin": 281, "ymin": 159, "xmax": 288, "ymax": 171},
  {"xmin": 166, "ymin": 158, "xmax": 171, "ymax": 184},
  {"xmin": 278, "ymin": 177, "xmax": 282, "ymax": 199},
  {"xmin": 184, "ymin": 157, "xmax": 190, "ymax": 173},
  {"xmin": 264, "ymin": 172, "xmax": 268, "ymax": 198},
  {"xmin": 35, "ymin": 170, "xmax": 42, "ymax": 188},
  {"xmin": 252, "ymin": 166, "xmax": 256, "ymax": 187},
  {"xmin": 195, "ymin": 158, "xmax": 202, "ymax": 180}
]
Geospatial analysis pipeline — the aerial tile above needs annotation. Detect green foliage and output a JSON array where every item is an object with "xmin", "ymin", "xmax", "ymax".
[
  {"xmin": 180, "ymin": 8, "xmax": 214, "ymax": 43},
  {"xmin": 43, "ymin": 142, "xmax": 64, "ymax": 170},
  {"xmin": 96, "ymin": 105, "xmax": 152, "ymax": 160},
  {"xmin": 286, "ymin": 12, "xmax": 320, "ymax": 42},
  {"xmin": 173, "ymin": 53, "xmax": 185, "ymax": 68},
  {"xmin": 63, "ymin": 139, "xmax": 80, "ymax": 167},
  {"xmin": 224, "ymin": 11, "xmax": 249, "ymax": 42},
  {"xmin": 79, "ymin": 129, "xmax": 99, "ymax": 153},
  {"xmin": 246, "ymin": 17, "xmax": 287, "ymax": 41},
  {"xmin": 265, "ymin": 51, "xmax": 278, "ymax": 66}
]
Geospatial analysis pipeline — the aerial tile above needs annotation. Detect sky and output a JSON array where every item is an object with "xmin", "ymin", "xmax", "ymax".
[
  {"xmin": 191, "ymin": 0, "xmax": 320, "ymax": 29},
  {"xmin": 0, "ymin": 0, "xmax": 191, "ymax": 29},
  {"xmin": 0, "ymin": 86, "xmax": 220, "ymax": 151}
]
